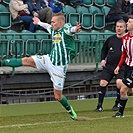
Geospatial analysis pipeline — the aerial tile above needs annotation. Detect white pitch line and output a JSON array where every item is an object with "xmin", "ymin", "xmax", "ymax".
[
  {"xmin": 0, "ymin": 120, "xmax": 72, "ymax": 129},
  {"xmin": 0, "ymin": 115, "xmax": 133, "ymax": 129}
]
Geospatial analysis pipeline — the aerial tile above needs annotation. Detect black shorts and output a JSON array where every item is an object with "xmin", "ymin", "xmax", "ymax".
[
  {"xmin": 122, "ymin": 64, "xmax": 133, "ymax": 88},
  {"xmin": 100, "ymin": 64, "xmax": 125, "ymax": 83}
]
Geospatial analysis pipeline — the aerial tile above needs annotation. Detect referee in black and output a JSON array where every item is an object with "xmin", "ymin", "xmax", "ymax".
[{"xmin": 94, "ymin": 19, "xmax": 126, "ymax": 112}]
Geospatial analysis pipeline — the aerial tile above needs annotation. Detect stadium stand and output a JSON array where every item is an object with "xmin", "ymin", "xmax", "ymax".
[{"xmin": 0, "ymin": 0, "xmax": 117, "ymax": 32}]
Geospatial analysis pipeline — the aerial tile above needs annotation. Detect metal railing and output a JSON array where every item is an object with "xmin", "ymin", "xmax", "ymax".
[{"xmin": 0, "ymin": 31, "xmax": 115, "ymax": 74}]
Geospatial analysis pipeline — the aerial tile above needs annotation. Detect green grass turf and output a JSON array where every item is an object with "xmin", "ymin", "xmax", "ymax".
[{"xmin": 0, "ymin": 97, "xmax": 133, "ymax": 133}]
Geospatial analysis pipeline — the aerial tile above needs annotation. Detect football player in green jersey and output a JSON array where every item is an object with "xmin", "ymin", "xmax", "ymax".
[{"xmin": 0, "ymin": 12, "xmax": 81, "ymax": 120}]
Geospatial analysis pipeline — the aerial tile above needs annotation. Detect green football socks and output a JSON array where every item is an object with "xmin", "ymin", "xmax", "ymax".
[
  {"xmin": 59, "ymin": 95, "xmax": 71, "ymax": 111},
  {"xmin": 0, "ymin": 58, "xmax": 22, "ymax": 67},
  {"xmin": 59, "ymin": 95, "xmax": 77, "ymax": 120}
]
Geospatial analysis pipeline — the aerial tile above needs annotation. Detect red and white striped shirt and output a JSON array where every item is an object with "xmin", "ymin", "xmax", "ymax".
[{"xmin": 118, "ymin": 32, "xmax": 133, "ymax": 67}]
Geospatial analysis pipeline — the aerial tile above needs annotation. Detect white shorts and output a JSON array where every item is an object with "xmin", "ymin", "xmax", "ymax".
[{"xmin": 32, "ymin": 55, "xmax": 68, "ymax": 90}]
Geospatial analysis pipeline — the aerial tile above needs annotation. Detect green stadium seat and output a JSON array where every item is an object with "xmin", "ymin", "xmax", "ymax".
[
  {"xmin": 74, "ymin": 31, "xmax": 92, "ymax": 64},
  {"xmin": 21, "ymin": 30, "xmax": 39, "ymax": 56},
  {"xmin": 6, "ymin": 30, "xmax": 24, "ymax": 57},
  {"xmin": 90, "ymin": 30, "xmax": 104, "ymax": 52},
  {"xmin": 35, "ymin": 30, "xmax": 51, "ymax": 55},
  {"xmin": 94, "ymin": 14, "xmax": 105, "ymax": 29},
  {"xmin": 90, "ymin": 30, "xmax": 104, "ymax": 41},
  {"xmin": 76, "ymin": 6, "xmax": 93, "ymax": 29},
  {"xmin": 68, "ymin": 13, "xmax": 80, "ymax": 26},
  {"xmin": 76, "ymin": 6, "xmax": 89, "ymax": 22},
  {"xmin": 101, "ymin": 6, "xmax": 115, "ymax": 26},
  {"xmin": 88, "ymin": 6, "xmax": 101, "ymax": 15},
  {"xmin": 62, "ymin": 5, "xmax": 76, "ymax": 22},
  {"xmin": 89, "ymin": 6, "xmax": 105, "ymax": 29},
  {"xmin": 0, "ymin": 4, "xmax": 11, "ymax": 29},
  {"xmin": 82, "ymin": 0, "xmax": 93, "ymax": 7},
  {"xmin": 35, "ymin": 30, "xmax": 49, "ymax": 41},
  {"xmin": 94, "ymin": 0, "xmax": 105, "ymax": 7},
  {"xmin": 76, "ymin": 5, "xmax": 89, "ymax": 15},
  {"xmin": 101, "ymin": 6, "xmax": 110, "ymax": 16},
  {"xmin": 82, "ymin": 13, "xmax": 93, "ymax": 29},
  {"xmin": 0, "ymin": 32, "xmax": 10, "ymax": 59},
  {"xmin": 90, "ymin": 30, "xmax": 104, "ymax": 71},
  {"xmin": 39, "ymin": 39, "xmax": 52, "ymax": 55},
  {"xmin": 106, "ymin": 0, "xmax": 116, "ymax": 6},
  {"xmin": 76, "ymin": 30, "xmax": 90, "ymax": 43},
  {"xmin": 104, "ymin": 30, "xmax": 115, "ymax": 39},
  {"xmin": 6, "ymin": 30, "xmax": 20, "ymax": 40}
]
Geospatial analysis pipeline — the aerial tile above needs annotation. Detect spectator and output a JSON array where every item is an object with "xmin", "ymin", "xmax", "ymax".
[
  {"xmin": 106, "ymin": 0, "xmax": 131, "ymax": 23},
  {"xmin": 26, "ymin": 0, "xmax": 52, "ymax": 24},
  {"xmin": 9, "ymin": 0, "xmax": 36, "ymax": 32},
  {"xmin": 59, "ymin": 0, "xmax": 84, "ymax": 7},
  {"xmin": 59, "ymin": 0, "xmax": 73, "ymax": 6},
  {"xmin": 130, "ymin": 0, "xmax": 133, "ymax": 14},
  {"xmin": 113, "ymin": 15, "xmax": 133, "ymax": 117},
  {"xmin": 71, "ymin": 0, "xmax": 84, "ymax": 8},
  {"xmin": 94, "ymin": 20, "xmax": 126, "ymax": 112},
  {"xmin": 41, "ymin": 0, "xmax": 64, "ymax": 13}
]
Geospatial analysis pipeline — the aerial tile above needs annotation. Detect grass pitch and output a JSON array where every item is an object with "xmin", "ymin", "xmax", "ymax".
[{"xmin": 0, "ymin": 97, "xmax": 133, "ymax": 133}]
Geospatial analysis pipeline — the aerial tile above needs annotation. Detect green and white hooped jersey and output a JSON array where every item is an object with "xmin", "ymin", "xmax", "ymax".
[{"xmin": 47, "ymin": 23, "xmax": 76, "ymax": 66}]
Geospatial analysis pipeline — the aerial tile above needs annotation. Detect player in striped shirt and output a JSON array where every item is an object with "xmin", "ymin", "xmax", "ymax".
[
  {"xmin": 0, "ymin": 12, "xmax": 81, "ymax": 120},
  {"xmin": 113, "ymin": 15, "xmax": 133, "ymax": 117}
]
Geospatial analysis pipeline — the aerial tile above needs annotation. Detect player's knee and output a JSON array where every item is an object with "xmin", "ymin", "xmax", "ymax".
[
  {"xmin": 54, "ymin": 95, "xmax": 62, "ymax": 101},
  {"xmin": 100, "ymin": 80, "xmax": 108, "ymax": 86},
  {"xmin": 120, "ymin": 89, "xmax": 127, "ymax": 97},
  {"xmin": 22, "ymin": 57, "xmax": 35, "ymax": 67},
  {"xmin": 116, "ymin": 79, "xmax": 122, "ymax": 89},
  {"xmin": 54, "ymin": 89, "xmax": 62, "ymax": 101}
]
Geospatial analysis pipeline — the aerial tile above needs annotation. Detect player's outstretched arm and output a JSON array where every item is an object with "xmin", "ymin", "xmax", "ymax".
[{"xmin": 33, "ymin": 17, "xmax": 51, "ymax": 30}]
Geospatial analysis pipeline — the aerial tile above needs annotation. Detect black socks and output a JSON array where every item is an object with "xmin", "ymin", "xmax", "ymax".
[{"xmin": 98, "ymin": 86, "xmax": 106, "ymax": 107}]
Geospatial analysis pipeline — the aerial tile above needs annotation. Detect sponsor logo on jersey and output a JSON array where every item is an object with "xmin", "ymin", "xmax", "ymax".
[{"xmin": 53, "ymin": 34, "xmax": 61, "ymax": 43}]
